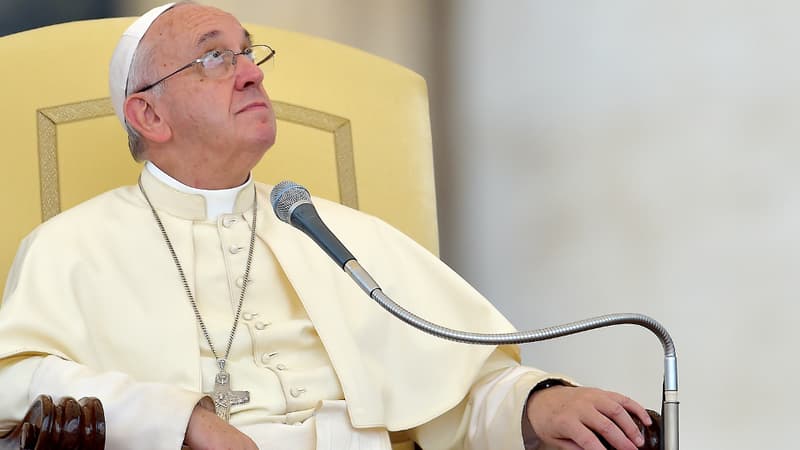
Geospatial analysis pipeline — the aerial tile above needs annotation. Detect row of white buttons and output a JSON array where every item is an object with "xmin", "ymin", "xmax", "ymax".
[
  {"xmin": 244, "ymin": 312, "xmax": 307, "ymax": 398},
  {"xmin": 222, "ymin": 216, "xmax": 247, "ymax": 256},
  {"xmin": 243, "ymin": 312, "xmax": 269, "ymax": 330}
]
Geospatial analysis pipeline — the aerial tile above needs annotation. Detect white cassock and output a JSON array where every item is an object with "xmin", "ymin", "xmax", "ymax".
[{"xmin": 0, "ymin": 164, "xmax": 570, "ymax": 449}]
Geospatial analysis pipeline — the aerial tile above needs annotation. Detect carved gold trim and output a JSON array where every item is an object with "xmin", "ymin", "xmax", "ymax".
[
  {"xmin": 37, "ymin": 98, "xmax": 114, "ymax": 221},
  {"xmin": 272, "ymin": 101, "xmax": 358, "ymax": 208},
  {"xmin": 36, "ymin": 98, "xmax": 357, "ymax": 221}
]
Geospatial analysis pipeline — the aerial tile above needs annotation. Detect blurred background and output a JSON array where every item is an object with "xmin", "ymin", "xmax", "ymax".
[{"xmin": 5, "ymin": 0, "xmax": 798, "ymax": 448}]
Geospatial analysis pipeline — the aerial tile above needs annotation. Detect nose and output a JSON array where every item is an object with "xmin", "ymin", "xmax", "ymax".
[{"xmin": 234, "ymin": 56, "xmax": 264, "ymax": 90}]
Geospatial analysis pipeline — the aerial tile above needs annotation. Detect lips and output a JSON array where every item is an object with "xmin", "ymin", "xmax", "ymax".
[{"xmin": 237, "ymin": 101, "xmax": 269, "ymax": 113}]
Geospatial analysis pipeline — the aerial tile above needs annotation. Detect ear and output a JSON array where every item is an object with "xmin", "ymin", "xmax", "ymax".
[{"xmin": 123, "ymin": 94, "xmax": 172, "ymax": 144}]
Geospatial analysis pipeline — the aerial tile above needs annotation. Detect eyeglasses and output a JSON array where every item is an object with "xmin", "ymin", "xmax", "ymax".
[{"xmin": 133, "ymin": 44, "xmax": 275, "ymax": 94}]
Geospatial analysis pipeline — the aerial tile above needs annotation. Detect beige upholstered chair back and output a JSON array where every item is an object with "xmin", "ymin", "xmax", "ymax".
[{"xmin": 0, "ymin": 18, "xmax": 439, "ymax": 287}]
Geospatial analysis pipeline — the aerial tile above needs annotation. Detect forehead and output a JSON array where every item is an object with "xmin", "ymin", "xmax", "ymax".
[{"xmin": 146, "ymin": 4, "xmax": 248, "ymax": 57}]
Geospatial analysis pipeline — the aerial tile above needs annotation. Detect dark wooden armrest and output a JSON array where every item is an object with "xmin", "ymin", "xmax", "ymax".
[{"xmin": 0, "ymin": 395, "xmax": 105, "ymax": 450}]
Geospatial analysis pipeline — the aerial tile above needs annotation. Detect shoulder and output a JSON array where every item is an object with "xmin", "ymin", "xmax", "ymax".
[
  {"xmin": 23, "ymin": 185, "xmax": 143, "ymax": 245},
  {"xmin": 5, "ymin": 185, "xmax": 144, "ymax": 295},
  {"xmin": 255, "ymin": 182, "xmax": 437, "ymax": 266}
]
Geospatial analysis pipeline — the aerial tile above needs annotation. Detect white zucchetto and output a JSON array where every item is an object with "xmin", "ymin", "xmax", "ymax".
[{"xmin": 108, "ymin": 2, "xmax": 176, "ymax": 125}]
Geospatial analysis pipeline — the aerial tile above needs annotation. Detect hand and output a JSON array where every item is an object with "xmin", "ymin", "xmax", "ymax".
[
  {"xmin": 525, "ymin": 385, "xmax": 652, "ymax": 450},
  {"xmin": 184, "ymin": 403, "xmax": 259, "ymax": 450}
]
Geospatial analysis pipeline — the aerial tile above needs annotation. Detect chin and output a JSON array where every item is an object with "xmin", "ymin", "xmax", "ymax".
[
  {"xmin": 253, "ymin": 118, "xmax": 276, "ymax": 145},
  {"xmin": 239, "ymin": 122, "xmax": 276, "ymax": 150},
  {"xmin": 247, "ymin": 134, "xmax": 276, "ymax": 155},
  {"xmin": 257, "ymin": 128, "xmax": 277, "ymax": 149}
]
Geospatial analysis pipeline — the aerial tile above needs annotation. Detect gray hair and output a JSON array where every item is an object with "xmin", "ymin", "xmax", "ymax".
[
  {"xmin": 123, "ymin": 1, "xmax": 196, "ymax": 161},
  {"xmin": 125, "ymin": 42, "xmax": 163, "ymax": 162}
]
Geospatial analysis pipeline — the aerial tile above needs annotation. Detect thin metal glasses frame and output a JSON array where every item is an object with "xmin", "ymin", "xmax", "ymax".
[{"xmin": 132, "ymin": 44, "xmax": 275, "ymax": 94}]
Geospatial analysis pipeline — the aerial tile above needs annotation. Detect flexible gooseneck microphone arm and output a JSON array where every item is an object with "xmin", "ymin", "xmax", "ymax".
[{"xmin": 270, "ymin": 181, "xmax": 679, "ymax": 450}]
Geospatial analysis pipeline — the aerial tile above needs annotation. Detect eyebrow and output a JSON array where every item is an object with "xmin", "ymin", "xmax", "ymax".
[
  {"xmin": 195, "ymin": 30, "xmax": 220, "ymax": 47},
  {"xmin": 195, "ymin": 29, "xmax": 253, "ymax": 48}
]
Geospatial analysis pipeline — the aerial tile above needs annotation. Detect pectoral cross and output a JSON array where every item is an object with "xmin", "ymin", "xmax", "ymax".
[{"xmin": 208, "ymin": 369, "xmax": 250, "ymax": 422}]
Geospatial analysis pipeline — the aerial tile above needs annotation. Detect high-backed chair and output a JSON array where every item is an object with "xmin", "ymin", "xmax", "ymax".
[
  {"xmin": 0, "ymin": 17, "xmax": 439, "ymax": 282},
  {"xmin": 0, "ymin": 17, "xmax": 438, "ymax": 450}
]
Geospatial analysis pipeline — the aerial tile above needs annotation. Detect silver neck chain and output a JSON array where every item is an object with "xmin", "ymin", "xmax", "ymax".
[{"xmin": 138, "ymin": 177, "xmax": 257, "ymax": 372}]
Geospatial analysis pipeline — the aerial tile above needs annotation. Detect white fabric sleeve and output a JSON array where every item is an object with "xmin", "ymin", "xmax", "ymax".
[
  {"xmin": 0, "ymin": 356, "xmax": 44, "ymax": 433},
  {"xmin": 409, "ymin": 348, "xmax": 574, "ymax": 450},
  {"xmin": 465, "ymin": 366, "xmax": 573, "ymax": 450},
  {"xmin": 29, "ymin": 354, "xmax": 206, "ymax": 450}
]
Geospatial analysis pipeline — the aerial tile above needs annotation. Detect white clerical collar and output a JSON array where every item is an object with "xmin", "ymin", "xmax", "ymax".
[{"xmin": 145, "ymin": 161, "xmax": 251, "ymax": 221}]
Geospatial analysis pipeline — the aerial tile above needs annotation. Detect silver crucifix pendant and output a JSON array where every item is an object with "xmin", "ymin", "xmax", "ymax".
[{"xmin": 208, "ymin": 369, "xmax": 250, "ymax": 422}]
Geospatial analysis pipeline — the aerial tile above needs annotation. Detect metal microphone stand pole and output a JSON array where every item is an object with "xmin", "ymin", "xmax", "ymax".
[{"xmin": 345, "ymin": 260, "xmax": 679, "ymax": 450}]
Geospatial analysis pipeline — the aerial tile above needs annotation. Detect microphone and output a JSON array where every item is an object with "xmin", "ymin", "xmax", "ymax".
[
  {"xmin": 270, "ymin": 181, "xmax": 355, "ymax": 268},
  {"xmin": 270, "ymin": 180, "xmax": 679, "ymax": 450},
  {"xmin": 270, "ymin": 181, "xmax": 381, "ymax": 296}
]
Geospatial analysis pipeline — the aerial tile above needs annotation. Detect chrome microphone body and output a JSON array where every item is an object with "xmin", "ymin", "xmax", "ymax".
[{"xmin": 271, "ymin": 180, "xmax": 678, "ymax": 450}]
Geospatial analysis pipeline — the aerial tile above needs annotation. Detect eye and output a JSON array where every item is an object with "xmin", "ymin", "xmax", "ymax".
[
  {"xmin": 242, "ymin": 47, "xmax": 255, "ymax": 62},
  {"xmin": 201, "ymin": 50, "xmax": 227, "ymax": 69}
]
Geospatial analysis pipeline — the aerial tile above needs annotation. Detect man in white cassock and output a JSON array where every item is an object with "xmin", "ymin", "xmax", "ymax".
[{"xmin": 0, "ymin": 2, "xmax": 652, "ymax": 450}]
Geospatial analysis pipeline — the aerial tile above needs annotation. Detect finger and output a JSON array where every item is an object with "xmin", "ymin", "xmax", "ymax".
[
  {"xmin": 538, "ymin": 404, "xmax": 607, "ymax": 450},
  {"xmin": 551, "ymin": 438, "xmax": 584, "ymax": 450},
  {"xmin": 567, "ymin": 422, "xmax": 614, "ymax": 450},
  {"xmin": 624, "ymin": 397, "xmax": 653, "ymax": 427},
  {"xmin": 606, "ymin": 391, "xmax": 652, "ymax": 426},
  {"xmin": 595, "ymin": 397, "xmax": 645, "ymax": 448},
  {"xmin": 583, "ymin": 410, "xmax": 638, "ymax": 450}
]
